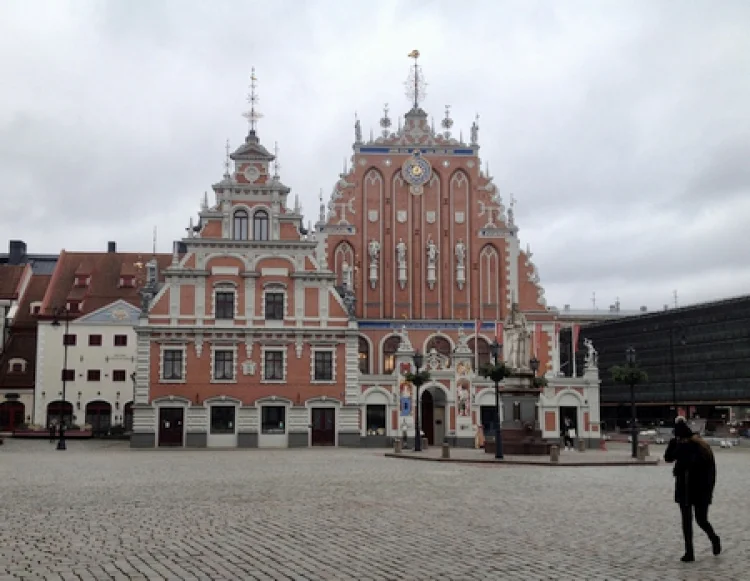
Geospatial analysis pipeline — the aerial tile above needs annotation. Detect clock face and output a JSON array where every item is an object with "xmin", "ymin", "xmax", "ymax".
[
  {"xmin": 244, "ymin": 165, "xmax": 261, "ymax": 183},
  {"xmin": 402, "ymin": 153, "xmax": 432, "ymax": 186}
]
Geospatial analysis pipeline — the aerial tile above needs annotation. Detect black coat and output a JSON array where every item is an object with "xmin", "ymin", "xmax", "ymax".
[{"xmin": 664, "ymin": 437, "xmax": 716, "ymax": 506}]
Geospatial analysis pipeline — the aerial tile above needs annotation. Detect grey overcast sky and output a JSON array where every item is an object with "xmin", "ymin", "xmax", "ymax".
[{"xmin": 1, "ymin": 0, "xmax": 748, "ymax": 311}]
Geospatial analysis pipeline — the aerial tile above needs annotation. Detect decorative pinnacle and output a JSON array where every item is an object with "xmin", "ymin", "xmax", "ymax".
[
  {"xmin": 242, "ymin": 67, "xmax": 263, "ymax": 133},
  {"xmin": 223, "ymin": 139, "xmax": 231, "ymax": 178},
  {"xmin": 405, "ymin": 49, "xmax": 427, "ymax": 109},
  {"xmin": 380, "ymin": 103, "xmax": 392, "ymax": 137},
  {"xmin": 272, "ymin": 141, "xmax": 280, "ymax": 179}
]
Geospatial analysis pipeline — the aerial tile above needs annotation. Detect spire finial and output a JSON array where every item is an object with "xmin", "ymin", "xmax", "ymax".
[
  {"xmin": 201, "ymin": 191, "xmax": 208, "ymax": 210},
  {"xmin": 380, "ymin": 103, "xmax": 392, "ymax": 137},
  {"xmin": 152, "ymin": 226, "xmax": 157, "ymax": 256},
  {"xmin": 223, "ymin": 139, "xmax": 231, "ymax": 178},
  {"xmin": 272, "ymin": 142, "xmax": 280, "ymax": 180},
  {"xmin": 405, "ymin": 50, "xmax": 426, "ymax": 109},
  {"xmin": 242, "ymin": 67, "xmax": 263, "ymax": 135},
  {"xmin": 318, "ymin": 188, "xmax": 325, "ymax": 222}
]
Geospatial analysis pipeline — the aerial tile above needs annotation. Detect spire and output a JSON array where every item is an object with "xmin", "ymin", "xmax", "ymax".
[
  {"xmin": 318, "ymin": 188, "xmax": 325, "ymax": 223},
  {"xmin": 380, "ymin": 103, "xmax": 392, "ymax": 138},
  {"xmin": 441, "ymin": 105, "xmax": 453, "ymax": 138},
  {"xmin": 272, "ymin": 141, "xmax": 280, "ymax": 180},
  {"xmin": 241, "ymin": 67, "xmax": 263, "ymax": 140},
  {"xmin": 405, "ymin": 50, "xmax": 427, "ymax": 110},
  {"xmin": 201, "ymin": 191, "xmax": 208, "ymax": 210},
  {"xmin": 223, "ymin": 139, "xmax": 231, "ymax": 179}
]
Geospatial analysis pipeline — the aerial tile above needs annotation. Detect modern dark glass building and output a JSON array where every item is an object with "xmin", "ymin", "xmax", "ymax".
[{"xmin": 579, "ymin": 295, "xmax": 750, "ymax": 429}]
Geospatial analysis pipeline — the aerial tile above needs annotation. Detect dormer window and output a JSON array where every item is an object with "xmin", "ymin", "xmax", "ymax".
[
  {"xmin": 29, "ymin": 301, "xmax": 42, "ymax": 315},
  {"xmin": 67, "ymin": 301, "xmax": 81, "ymax": 313},
  {"xmin": 8, "ymin": 358, "xmax": 26, "ymax": 373},
  {"xmin": 119, "ymin": 275, "xmax": 135, "ymax": 288},
  {"xmin": 74, "ymin": 275, "xmax": 90, "ymax": 288},
  {"xmin": 253, "ymin": 210, "xmax": 269, "ymax": 241}
]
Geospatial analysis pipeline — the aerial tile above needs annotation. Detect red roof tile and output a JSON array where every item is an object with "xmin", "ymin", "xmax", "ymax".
[
  {"xmin": 40, "ymin": 251, "xmax": 173, "ymax": 317},
  {"xmin": 0, "ymin": 265, "xmax": 25, "ymax": 299}
]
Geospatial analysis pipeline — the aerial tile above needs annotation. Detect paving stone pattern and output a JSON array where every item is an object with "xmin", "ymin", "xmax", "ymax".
[{"xmin": 0, "ymin": 440, "xmax": 748, "ymax": 581}]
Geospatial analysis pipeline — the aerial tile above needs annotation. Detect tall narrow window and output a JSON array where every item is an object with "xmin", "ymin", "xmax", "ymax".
[
  {"xmin": 264, "ymin": 292, "xmax": 284, "ymax": 320},
  {"xmin": 358, "ymin": 336, "xmax": 370, "ymax": 374},
  {"xmin": 264, "ymin": 351, "xmax": 284, "ymax": 380},
  {"xmin": 213, "ymin": 350, "xmax": 234, "ymax": 380},
  {"xmin": 163, "ymin": 350, "xmax": 183, "ymax": 380},
  {"xmin": 382, "ymin": 336, "xmax": 402, "ymax": 374},
  {"xmin": 233, "ymin": 210, "xmax": 249, "ymax": 240},
  {"xmin": 314, "ymin": 351, "xmax": 333, "ymax": 381},
  {"xmin": 253, "ymin": 210, "xmax": 269, "ymax": 241},
  {"xmin": 215, "ymin": 291, "xmax": 235, "ymax": 319}
]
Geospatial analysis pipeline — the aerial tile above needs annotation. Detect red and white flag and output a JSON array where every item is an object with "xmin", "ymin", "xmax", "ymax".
[
  {"xmin": 572, "ymin": 324, "xmax": 581, "ymax": 352},
  {"xmin": 534, "ymin": 323, "xmax": 543, "ymax": 356},
  {"xmin": 475, "ymin": 319, "xmax": 482, "ymax": 337},
  {"xmin": 495, "ymin": 321, "xmax": 503, "ymax": 341}
]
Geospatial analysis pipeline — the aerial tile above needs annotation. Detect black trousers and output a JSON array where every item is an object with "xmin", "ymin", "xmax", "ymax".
[
  {"xmin": 563, "ymin": 435, "xmax": 574, "ymax": 447},
  {"xmin": 680, "ymin": 503, "xmax": 716, "ymax": 553}
]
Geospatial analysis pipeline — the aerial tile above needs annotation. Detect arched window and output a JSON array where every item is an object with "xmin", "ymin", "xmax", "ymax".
[
  {"xmin": 358, "ymin": 337, "xmax": 370, "ymax": 374},
  {"xmin": 426, "ymin": 336, "xmax": 452, "ymax": 358},
  {"xmin": 468, "ymin": 337, "xmax": 491, "ymax": 368},
  {"xmin": 253, "ymin": 210, "xmax": 269, "ymax": 241},
  {"xmin": 233, "ymin": 210, "xmax": 249, "ymax": 240},
  {"xmin": 382, "ymin": 336, "xmax": 402, "ymax": 374}
]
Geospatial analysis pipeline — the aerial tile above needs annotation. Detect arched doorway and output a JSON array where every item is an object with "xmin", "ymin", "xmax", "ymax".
[
  {"xmin": 46, "ymin": 401, "xmax": 73, "ymax": 428},
  {"xmin": 86, "ymin": 400, "xmax": 112, "ymax": 435},
  {"xmin": 420, "ymin": 387, "xmax": 448, "ymax": 445},
  {"xmin": 123, "ymin": 402, "xmax": 133, "ymax": 432},
  {"xmin": 0, "ymin": 401, "xmax": 25, "ymax": 431}
]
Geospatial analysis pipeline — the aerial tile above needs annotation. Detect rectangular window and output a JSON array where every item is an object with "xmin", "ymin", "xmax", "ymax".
[
  {"xmin": 210, "ymin": 405, "xmax": 236, "ymax": 435},
  {"xmin": 215, "ymin": 291, "xmax": 235, "ymax": 319},
  {"xmin": 366, "ymin": 405, "xmax": 387, "ymax": 435},
  {"xmin": 88, "ymin": 334, "xmax": 102, "ymax": 346},
  {"xmin": 163, "ymin": 349, "xmax": 183, "ymax": 380},
  {"xmin": 314, "ymin": 351, "xmax": 333, "ymax": 381},
  {"xmin": 61, "ymin": 369, "xmax": 75, "ymax": 381},
  {"xmin": 261, "ymin": 406, "xmax": 285, "ymax": 434},
  {"xmin": 87, "ymin": 370, "xmax": 101, "ymax": 382},
  {"xmin": 112, "ymin": 370, "xmax": 126, "ymax": 382},
  {"xmin": 384, "ymin": 354, "xmax": 396, "ymax": 375},
  {"xmin": 264, "ymin": 292, "xmax": 284, "ymax": 320},
  {"xmin": 213, "ymin": 350, "xmax": 234, "ymax": 380},
  {"xmin": 264, "ymin": 351, "xmax": 284, "ymax": 380},
  {"xmin": 63, "ymin": 334, "xmax": 76, "ymax": 346},
  {"xmin": 114, "ymin": 335, "xmax": 128, "ymax": 347}
]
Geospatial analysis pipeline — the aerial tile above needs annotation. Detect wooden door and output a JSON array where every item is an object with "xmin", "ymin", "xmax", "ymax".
[
  {"xmin": 0, "ymin": 401, "xmax": 24, "ymax": 431},
  {"xmin": 421, "ymin": 391, "xmax": 435, "ymax": 445},
  {"xmin": 311, "ymin": 407, "xmax": 336, "ymax": 446},
  {"xmin": 158, "ymin": 407, "xmax": 184, "ymax": 447}
]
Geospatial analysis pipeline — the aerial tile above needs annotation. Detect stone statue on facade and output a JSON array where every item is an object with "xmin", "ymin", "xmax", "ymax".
[
  {"xmin": 426, "ymin": 237, "xmax": 438, "ymax": 266},
  {"xmin": 458, "ymin": 384, "xmax": 470, "ymax": 417},
  {"xmin": 368, "ymin": 239, "xmax": 380, "ymax": 263},
  {"xmin": 505, "ymin": 303, "xmax": 531, "ymax": 371},
  {"xmin": 397, "ymin": 323, "xmax": 413, "ymax": 351},
  {"xmin": 583, "ymin": 338, "xmax": 598, "ymax": 369},
  {"xmin": 341, "ymin": 261, "xmax": 352, "ymax": 289},
  {"xmin": 355, "ymin": 117, "xmax": 362, "ymax": 144},
  {"xmin": 396, "ymin": 239, "xmax": 407, "ymax": 265},
  {"xmin": 470, "ymin": 115, "xmax": 479, "ymax": 145},
  {"xmin": 455, "ymin": 239, "xmax": 466, "ymax": 267}
]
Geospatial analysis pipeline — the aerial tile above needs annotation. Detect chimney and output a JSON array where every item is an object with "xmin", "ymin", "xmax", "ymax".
[
  {"xmin": 107, "ymin": 241, "xmax": 116, "ymax": 253},
  {"xmin": 8, "ymin": 240, "xmax": 27, "ymax": 265}
]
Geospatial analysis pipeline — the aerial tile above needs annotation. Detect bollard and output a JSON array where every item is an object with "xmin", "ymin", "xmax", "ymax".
[
  {"xmin": 422, "ymin": 436, "xmax": 429, "ymax": 451},
  {"xmin": 550, "ymin": 445, "xmax": 560, "ymax": 463},
  {"xmin": 442, "ymin": 441, "xmax": 450, "ymax": 459},
  {"xmin": 638, "ymin": 442, "xmax": 649, "ymax": 461},
  {"xmin": 394, "ymin": 439, "xmax": 402, "ymax": 454},
  {"xmin": 577, "ymin": 438, "xmax": 586, "ymax": 453},
  {"xmin": 599, "ymin": 438, "xmax": 607, "ymax": 451}
]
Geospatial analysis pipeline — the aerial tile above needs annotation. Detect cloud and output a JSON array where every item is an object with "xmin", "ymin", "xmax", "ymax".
[{"xmin": 1, "ymin": 0, "xmax": 748, "ymax": 311}]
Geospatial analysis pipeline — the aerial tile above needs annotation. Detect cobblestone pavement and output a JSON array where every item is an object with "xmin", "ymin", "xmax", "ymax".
[{"xmin": 1, "ymin": 440, "xmax": 748, "ymax": 581}]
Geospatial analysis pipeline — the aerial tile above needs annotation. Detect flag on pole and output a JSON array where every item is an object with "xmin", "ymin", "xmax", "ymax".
[
  {"xmin": 475, "ymin": 319, "xmax": 481, "ymax": 371},
  {"xmin": 572, "ymin": 324, "xmax": 581, "ymax": 351},
  {"xmin": 495, "ymin": 321, "xmax": 503, "ymax": 341}
]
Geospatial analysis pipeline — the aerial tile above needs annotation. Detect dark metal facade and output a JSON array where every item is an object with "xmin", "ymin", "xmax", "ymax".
[{"xmin": 580, "ymin": 295, "xmax": 750, "ymax": 415}]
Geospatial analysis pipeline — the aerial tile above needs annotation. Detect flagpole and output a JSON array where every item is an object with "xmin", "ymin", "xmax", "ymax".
[{"xmin": 572, "ymin": 326, "xmax": 577, "ymax": 378}]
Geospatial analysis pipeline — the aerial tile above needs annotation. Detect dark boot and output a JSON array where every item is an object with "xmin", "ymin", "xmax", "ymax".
[{"xmin": 711, "ymin": 535, "xmax": 721, "ymax": 556}]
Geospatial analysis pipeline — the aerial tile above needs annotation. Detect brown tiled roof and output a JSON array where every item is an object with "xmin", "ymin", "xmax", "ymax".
[
  {"xmin": 0, "ymin": 265, "xmax": 25, "ymax": 299},
  {"xmin": 0, "ymin": 331, "xmax": 37, "ymax": 390},
  {"xmin": 40, "ymin": 251, "xmax": 173, "ymax": 317},
  {"xmin": 13, "ymin": 274, "xmax": 51, "ymax": 326}
]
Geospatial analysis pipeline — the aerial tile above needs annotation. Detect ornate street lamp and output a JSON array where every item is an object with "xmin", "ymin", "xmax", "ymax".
[
  {"xmin": 411, "ymin": 350, "xmax": 425, "ymax": 452},
  {"xmin": 530, "ymin": 356, "xmax": 540, "ymax": 377},
  {"xmin": 50, "ymin": 307, "xmax": 71, "ymax": 451},
  {"xmin": 489, "ymin": 339, "xmax": 505, "ymax": 459}
]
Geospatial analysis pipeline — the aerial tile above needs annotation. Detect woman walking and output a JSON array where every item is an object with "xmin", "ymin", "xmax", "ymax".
[{"xmin": 664, "ymin": 417, "xmax": 721, "ymax": 562}]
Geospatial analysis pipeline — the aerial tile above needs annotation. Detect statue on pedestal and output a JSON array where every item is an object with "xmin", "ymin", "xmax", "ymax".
[
  {"xmin": 583, "ymin": 338, "xmax": 598, "ymax": 369},
  {"xmin": 505, "ymin": 303, "xmax": 531, "ymax": 371}
]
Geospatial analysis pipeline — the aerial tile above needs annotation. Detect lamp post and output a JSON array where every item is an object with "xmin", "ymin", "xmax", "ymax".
[
  {"xmin": 626, "ymin": 346, "xmax": 638, "ymax": 459},
  {"xmin": 530, "ymin": 357, "xmax": 540, "ymax": 379},
  {"xmin": 412, "ymin": 350, "xmax": 425, "ymax": 452},
  {"xmin": 50, "ymin": 307, "xmax": 71, "ymax": 451},
  {"xmin": 489, "ymin": 339, "xmax": 504, "ymax": 459}
]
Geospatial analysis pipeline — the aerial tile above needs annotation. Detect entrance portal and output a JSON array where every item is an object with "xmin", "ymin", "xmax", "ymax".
[
  {"xmin": 420, "ymin": 387, "xmax": 447, "ymax": 446},
  {"xmin": 311, "ymin": 407, "xmax": 336, "ymax": 446},
  {"xmin": 158, "ymin": 407, "xmax": 184, "ymax": 447}
]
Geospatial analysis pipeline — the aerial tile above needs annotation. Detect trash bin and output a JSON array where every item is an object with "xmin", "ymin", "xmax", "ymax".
[
  {"xmin": 577, "ymin": 438, "xmax": 586, "ymax": 452},
  {"xmin": 394, "ymin": 439, "xmax": 402, "ymax": 454},
  {"xmin": 550, "ymin": 445, "xmax": 560, "ymax": 463},
  {"xmin": 441, "ymin": 441, "xmax": 450, "ymax": 459}
]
